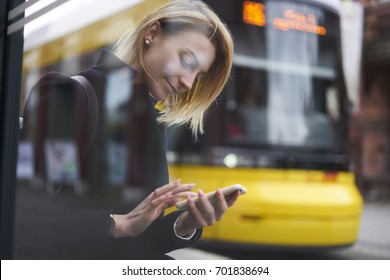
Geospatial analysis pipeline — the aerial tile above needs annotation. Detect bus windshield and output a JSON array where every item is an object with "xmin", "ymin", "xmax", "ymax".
[{"xmin": 224, "ymin": 0, "xmax": 345, "ymax": 151}]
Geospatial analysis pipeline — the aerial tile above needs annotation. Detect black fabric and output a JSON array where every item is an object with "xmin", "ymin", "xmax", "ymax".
[{"xmin": 14, "ymin": 49, "xmax": 202, "ymax": 259}]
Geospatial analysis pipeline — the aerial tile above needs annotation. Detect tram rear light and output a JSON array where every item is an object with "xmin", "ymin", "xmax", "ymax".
[{"xmin": 323, "ymin": 171, "xmax": 338, "ymax": 182}]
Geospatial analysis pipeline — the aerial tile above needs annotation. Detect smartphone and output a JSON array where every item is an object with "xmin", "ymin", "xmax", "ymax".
[{"xmin": 175, "ymin": 184, "xmax": 247, "ymax": 211}]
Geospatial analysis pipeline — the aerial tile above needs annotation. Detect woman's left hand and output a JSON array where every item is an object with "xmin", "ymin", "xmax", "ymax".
[{"xmin": 174, "ymin": 189, "xmax": 239, "ymax": 237}]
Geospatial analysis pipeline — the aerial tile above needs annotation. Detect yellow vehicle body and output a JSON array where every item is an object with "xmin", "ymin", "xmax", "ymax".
[{"xmin": 168, "ymin": 165, "xmax": 363, "ymax": 248}]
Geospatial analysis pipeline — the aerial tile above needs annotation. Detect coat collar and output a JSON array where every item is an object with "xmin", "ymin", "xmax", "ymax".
[
  {"xmin": 93, "ymin": 49, "xmax": 163, "ymax": 109},
  {"xmin": 93, "ymin": 49, "xmax": 137, "ymax": 80}
]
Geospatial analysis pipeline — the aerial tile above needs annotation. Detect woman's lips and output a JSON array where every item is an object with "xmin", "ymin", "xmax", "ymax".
[{"xmin": 166, "ymin": 79, "xmax": 178, "ymax": 96}]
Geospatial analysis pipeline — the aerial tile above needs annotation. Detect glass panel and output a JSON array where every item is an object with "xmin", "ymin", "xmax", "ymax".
[{"xmin": 15, "ymin": 0, "xmax": 171, "ymax": 259}]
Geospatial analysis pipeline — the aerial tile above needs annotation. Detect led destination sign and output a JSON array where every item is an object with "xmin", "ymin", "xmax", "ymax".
[{"xmin": 242, "ymin": 1, "xmax": 327, "ymax": 35}]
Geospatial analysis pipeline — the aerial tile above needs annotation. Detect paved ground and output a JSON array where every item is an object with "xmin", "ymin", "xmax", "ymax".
[
  {"xmin": 330, "ymin": 200, "xmax": 390, "ymax": 259},
  {"xmin": 168, "ymin": 247, "xmax": 230, "ymax": 260},
  {"xmin": 168, "ymin": 200, "xmax": 390, "ymax": 260}
]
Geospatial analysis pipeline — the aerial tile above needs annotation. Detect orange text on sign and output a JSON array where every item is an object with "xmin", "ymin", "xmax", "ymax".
[{"xmin": 273, "ymin": 9, "xmax": 327, "ymax": 35}]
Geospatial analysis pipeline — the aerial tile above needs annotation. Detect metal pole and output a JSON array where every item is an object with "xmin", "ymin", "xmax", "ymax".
[{"xmin": 0, "ymin": 0, "xmax": 24, "ymax": 260}]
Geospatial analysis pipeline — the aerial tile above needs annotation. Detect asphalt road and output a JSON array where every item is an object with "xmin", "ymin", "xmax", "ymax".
[{"xmin": 168, "ymin": 200, "xmax": 390, "ymax": 260}]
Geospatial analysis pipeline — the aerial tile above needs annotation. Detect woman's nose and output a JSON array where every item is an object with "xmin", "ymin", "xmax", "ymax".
[{"xmin": 179, "ymin": 72, "xmax": 197, "ymax": 91}]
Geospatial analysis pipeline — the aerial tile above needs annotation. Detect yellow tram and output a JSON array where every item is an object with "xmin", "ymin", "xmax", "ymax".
[{"xmin": 166, "ymin": 0, "xmax": 363, "ymax": 249}]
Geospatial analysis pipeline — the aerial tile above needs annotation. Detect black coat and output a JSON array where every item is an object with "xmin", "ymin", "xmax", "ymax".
[{"xmin": 14, "ymin": 50, "xmax": 201, "ymax": 259}]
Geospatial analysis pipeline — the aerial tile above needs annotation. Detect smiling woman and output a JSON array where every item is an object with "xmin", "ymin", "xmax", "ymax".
[
  {"xmin": 133, "ymin": 22, "xmax": 216, "ymax": 101},
  {"xmin": 113, "ymin": 1, "xmax": 234, "ymax": 135},
  {"xmin": 15, "ymin": 0, "xmax": 236, "ymax": 260}
]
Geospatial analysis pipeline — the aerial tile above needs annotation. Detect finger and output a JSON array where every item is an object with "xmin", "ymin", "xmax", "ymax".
[
  {"xmin": 165, "ymin": 196, "xmax": 181, "ymax": 208},
  {"xmin": 214, "ymin": 189, "xmax": 228, "ymax": 220},
  {"xmin": 196, "ymin": 189, "xmax": 216, "ymax": 225},
  {"xmin": 226, "ymin": 190, "xmax": 240, "ymax": 207},
  {"xmin": 187, "ymin": 197, "xmax": 209, "ymax": 228},
  {"xmin": 153, "ymin": 179, "xmax": 181, "ymax": 197},
  {"xmin": 150, "ymin": 191, "xmax": 173, "ymax": 209},
  {"xmin": 171, "ymin": 183, "xmax": 196, "ymax": 195},
  {"xmin": 154, "ymin": 181, "xmax": 195, "ymax": 198},
  {"xmin": 189, "ymin": 192, "xmax": 198, "ymax": 197},
  {"xmin": 171, "ymin": 191, "xmax": 197, "ymax": 200}
]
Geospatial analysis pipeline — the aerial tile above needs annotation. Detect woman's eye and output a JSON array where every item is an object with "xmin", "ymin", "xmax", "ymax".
[{"xmin": 180, "ymin": 53, "xmax": 198, "ymax": 70}]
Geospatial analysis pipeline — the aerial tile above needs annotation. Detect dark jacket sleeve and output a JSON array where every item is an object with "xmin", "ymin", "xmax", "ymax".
[{"xmin": 145, "ymin": 210, "xmax": 203, "ymax": 253}]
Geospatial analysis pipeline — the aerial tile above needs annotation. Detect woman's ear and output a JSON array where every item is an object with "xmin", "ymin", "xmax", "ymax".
[{"xmin": 145, "ymin": 21, "xmax": 161, "ymax": 43}]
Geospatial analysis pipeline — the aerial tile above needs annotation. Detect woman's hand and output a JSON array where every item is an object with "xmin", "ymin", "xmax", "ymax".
[
  {"xmin": 111, "ymin": 179, "xmax": 194, "ymax": 238},
  {"xmin": 174, "ymin": 189, "xmax": 239, "ymax": 237}
]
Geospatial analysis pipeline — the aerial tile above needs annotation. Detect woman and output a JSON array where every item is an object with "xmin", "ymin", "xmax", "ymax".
[{"xmin": 16, "ymin": 0, "xmax": 236, "ymax": 259}]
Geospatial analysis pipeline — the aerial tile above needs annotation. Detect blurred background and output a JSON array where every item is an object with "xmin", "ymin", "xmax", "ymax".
[{"xmin": 1, "ymin": 0, "xmax": 389, "ymax": 260}]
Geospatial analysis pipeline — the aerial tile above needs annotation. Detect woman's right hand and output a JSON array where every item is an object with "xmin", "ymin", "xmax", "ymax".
[{"xmin": 110, "ymin": 179, "xmax": 195, "ymax": 238}]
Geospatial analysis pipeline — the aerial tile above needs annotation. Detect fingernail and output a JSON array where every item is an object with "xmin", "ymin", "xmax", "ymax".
[
  {"xmin": 174, "ymin": 179, "xmax": 181, "ymax": 184},
  {"xmin": 198, "ymin": 189, "xmax": 205, "ymax": 198},
  {"xmin": 190, "ymin": 192, "xmax": 197, "ymax": 197},
  {"xmin": 185, "ymin": 183, "xmax": 196, "ymax": 189}
]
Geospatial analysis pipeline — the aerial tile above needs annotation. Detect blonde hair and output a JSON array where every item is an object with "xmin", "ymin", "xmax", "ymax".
[{"xmin": 112, "ymin": 0, "xmax": 233, "ymax": 136}]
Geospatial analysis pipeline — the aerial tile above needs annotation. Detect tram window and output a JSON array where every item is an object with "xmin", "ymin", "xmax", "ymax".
[
  {"xmin": 220, "ymin": 0, "xmax": 344, "ymax": 151},
  {"xmin": 225, "ymin": 67, "xmax": 268, "ymax": 142},
  {"xmin": 232, "ymin": 25, "xmax": 266, "ymax": 59},
  {"xmin": 225, "ymin": 65, "xmax": 339, "ymax": 149}
]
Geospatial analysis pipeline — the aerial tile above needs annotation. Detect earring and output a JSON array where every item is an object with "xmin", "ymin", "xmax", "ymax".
[{"xmin": 145, "ymin": 39, "xmax": 150, "ymax": 45}]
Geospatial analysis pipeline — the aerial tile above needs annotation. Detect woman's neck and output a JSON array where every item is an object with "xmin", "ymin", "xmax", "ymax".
[{"xmin": 129, "ymin": 61, "xmax": 144, "ymax": 84}]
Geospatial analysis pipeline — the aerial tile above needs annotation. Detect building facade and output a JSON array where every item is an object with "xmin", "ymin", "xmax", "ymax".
[{"xmin": 354, "ymin": 0, "xmax": 390, "ymax": 199}]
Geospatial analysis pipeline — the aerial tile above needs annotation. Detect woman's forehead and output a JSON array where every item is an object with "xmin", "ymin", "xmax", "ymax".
[{"xmin": 165, "ymin": 31, "xmax": 216, "ymax": 67}]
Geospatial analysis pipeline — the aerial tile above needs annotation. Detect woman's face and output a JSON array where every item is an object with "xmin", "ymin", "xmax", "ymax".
[{"xmin": 140, "ymin": 24, "xmax": 216, "ymax": 101}]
